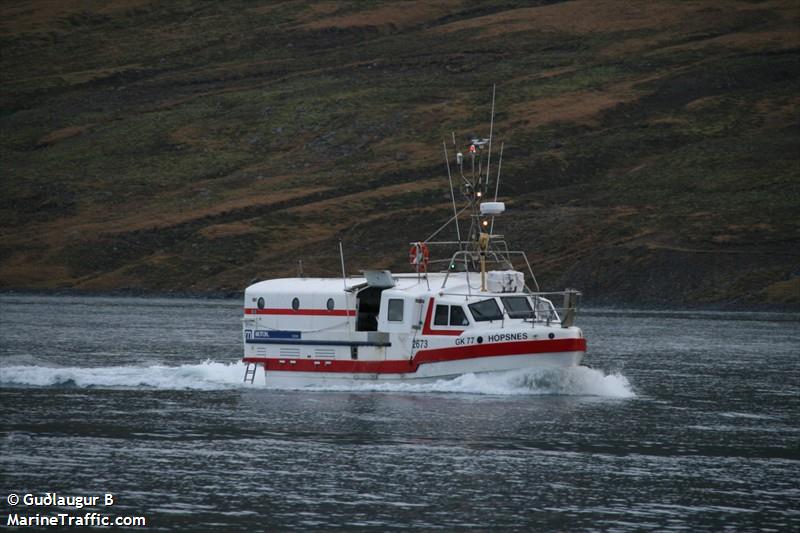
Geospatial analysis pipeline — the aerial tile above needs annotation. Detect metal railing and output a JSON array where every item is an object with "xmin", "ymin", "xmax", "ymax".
[
  {"xmin": 409, "ymin": 240, "xmax": 581, "ymax": 327},
  {"xmin": 434, "ymin": 288, "xmax": 582, "ymax": 328},
  {"xmin": 436, "ymin": 248, "xmax": 540, "ymax": 293}
]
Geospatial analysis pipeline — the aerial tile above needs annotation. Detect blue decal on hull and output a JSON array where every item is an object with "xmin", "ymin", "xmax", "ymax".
[{"xmin": 254, "ymin": 330, "xmax": 301, "ymax": 340}]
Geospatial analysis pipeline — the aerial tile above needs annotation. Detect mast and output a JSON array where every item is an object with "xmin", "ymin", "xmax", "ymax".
[
  {"xmin": 431, "ymin": 88, "xmax": 519, "ymax": 291},
  {"xmin": 443, "ymin": 140, "xmax": 462, "ymax": 245}
]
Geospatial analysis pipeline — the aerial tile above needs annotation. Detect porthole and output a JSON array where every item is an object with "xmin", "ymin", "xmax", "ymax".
[
  {"xmin": 292, "ymin": 297, "xmax": 300, "ymax": 310},
  {"xmin": 257, "ymin": 297, "xmax": 265, "ymax": 309},
  {"xmin": 548, "ymin": 332, "xmax": 555, "ymax": 339},
  {"xmin": 477, "ymin": 336, "xmax": 483, "ymax": 344},
  {"xmin": 326, "ymin": 298, "xmax": 335, "ymax": 311}
]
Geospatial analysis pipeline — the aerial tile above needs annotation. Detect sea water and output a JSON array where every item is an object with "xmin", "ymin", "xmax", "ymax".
[{"xmin": 1, "ymin": 295, "xmax": 798, "ymax": 531}]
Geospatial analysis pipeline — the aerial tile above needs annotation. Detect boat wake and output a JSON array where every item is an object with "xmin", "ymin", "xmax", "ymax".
[
  {"xmin": 0, "ymin": 361, "xmax": 247, "ymax": 391},
  {"xmin": 0, "ymin": 361, "xmax": 634, "ymax": 397},
  {"xmin": 303, "ymin": 366, "xmax": 635, "ymax": 398}
]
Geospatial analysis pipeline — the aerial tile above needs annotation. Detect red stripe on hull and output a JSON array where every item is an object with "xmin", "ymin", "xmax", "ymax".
[
  {"xmin": 244, "ymin": 308, "xmax": 355, "ymax": 317},
  {"xmin": 243, "ymin": 338, "xmax": 586, "ymax": 374},
  {"xmin": 416, "ymin": 338, "xmax": 586, "ymax": 364}
]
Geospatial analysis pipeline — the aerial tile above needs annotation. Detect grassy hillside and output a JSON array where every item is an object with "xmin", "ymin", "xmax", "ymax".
[{"xmin": 1, "ymin": 0, "xmax": 798, "ymax": 306}]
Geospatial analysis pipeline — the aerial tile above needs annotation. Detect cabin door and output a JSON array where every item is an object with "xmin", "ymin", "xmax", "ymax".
[{"xmin": 355, "ymin": 287, "xmax": 383, "ymax": 331}]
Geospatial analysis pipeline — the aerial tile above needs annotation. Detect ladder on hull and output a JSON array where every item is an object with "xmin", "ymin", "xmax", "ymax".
[{"xmin": 243, "ymin": 362, "xmax": 259, "ymax": 384}]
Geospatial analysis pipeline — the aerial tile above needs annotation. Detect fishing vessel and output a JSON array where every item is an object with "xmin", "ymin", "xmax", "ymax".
[{"xmin": 241, "ymin": 91, "xmax": 586, "ymax": 387}]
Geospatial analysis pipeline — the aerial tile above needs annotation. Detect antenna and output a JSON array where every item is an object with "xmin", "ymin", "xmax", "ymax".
[
  {"xmin": 338, "ymin": 240, "xmax": 354, "ymax": 335},
  {"xmin": 339, "ymin": 241, "xmax": 347, "ymax": 290},
  {"xmin": 485, "ymin": 83, "xmax": 496, "ymax": 189},
  {"xmin": 489, "ymin": 141, "xmax": 504, "ymax": 235},
  {"xmin": 471, "ymin": 147, "xmax": 475, "ymax": 179},
  {"xmin": 493, "ymin": 141, "xmax": 504, "ymax": 201},
  {"xmin": 443, "ymin": 140, "xmax": 462, "ymax": 245}
]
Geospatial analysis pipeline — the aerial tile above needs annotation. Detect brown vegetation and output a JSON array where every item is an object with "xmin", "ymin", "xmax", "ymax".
[{"xmin": 1, "ymin": 0, "xmax": 798, "ymax": 307}]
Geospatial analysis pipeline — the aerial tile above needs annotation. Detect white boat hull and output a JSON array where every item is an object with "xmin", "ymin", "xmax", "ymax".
[{"xmin": 250, "ymin": 350, "xmax": 584, "ymax": 388}]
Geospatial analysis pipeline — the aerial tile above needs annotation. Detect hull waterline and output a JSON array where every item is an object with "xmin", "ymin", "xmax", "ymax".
[{"xmin": 245, "ymin": 349, "xmax": 584, "ymax": 388}]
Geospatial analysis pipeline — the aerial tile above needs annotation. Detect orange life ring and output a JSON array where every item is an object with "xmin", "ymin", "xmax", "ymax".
[{"xmin": 408, "ymin": 242, "xmax": 430, "ymax": 272}]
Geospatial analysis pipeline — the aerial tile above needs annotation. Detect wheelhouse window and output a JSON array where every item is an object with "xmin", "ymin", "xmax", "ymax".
[
  {"xmin": 468, "ymin": 298, "xmax": 503, "ymax": 322},
  {"xmin": 434, "ymin": 305, "xmax": 449, "ymax": 326},
  {"xmin": 388, "ymin": 299, "xmax": 404, "ymax": 322},
  {"xmin": 533, "ymin": 297, "xmax": 559, "ymax": 322},
  {"xmin": 433, "ymin": 304, "xmax": 470, "ymax": 327},
  {"xmin": 450, "ymin": 306, "xmax": 469, "ymax": 326},
  {"xmin": 501, "ymin": 296, "xmax": 535, "ymax": 319}
]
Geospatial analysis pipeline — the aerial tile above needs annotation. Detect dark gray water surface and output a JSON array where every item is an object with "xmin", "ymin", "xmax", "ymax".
[{"xmin": 1, "ymin": 295, "xmax": 798, "ymax": 531}]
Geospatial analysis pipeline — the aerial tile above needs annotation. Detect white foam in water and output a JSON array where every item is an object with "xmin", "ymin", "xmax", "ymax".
[
  {"xmin": 303, "ymin": 366, "xmax": 636, "ymax": 398},
  {"xmin": 0, "ymin": 360, "xmax": 247, "ymax": 390},
  {"xmin": 0, "ymin": 362, "xmax": 634, "ymax": 397}
]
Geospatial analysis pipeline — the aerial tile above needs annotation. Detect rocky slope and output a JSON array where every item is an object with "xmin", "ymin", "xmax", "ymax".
[{"xmin": 1, "ymin": 0, "xmax": 798, "ymax": 306}]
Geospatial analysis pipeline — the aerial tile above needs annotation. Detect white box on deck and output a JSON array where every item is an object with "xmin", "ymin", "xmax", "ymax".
[{"xmin": 487, "ymin": 270, "xmax": 524, "ymax": 293}]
